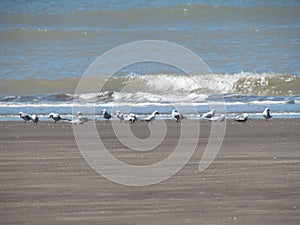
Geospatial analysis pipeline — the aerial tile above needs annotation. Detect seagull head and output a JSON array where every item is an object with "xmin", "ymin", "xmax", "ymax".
[
  {"xmin": 152, "ymin": 111, "xmax": 159, "ymax": 115},
  {"xmin": 242, "ymin": 113, "xmax": 249, "ymax": 118},
  {"xmin": 263, "ymin": 108, "xmax": 270, "ymax": 114},
  {"xmin": 48, "ymin": 113, "xmax": 55, "ymax": 118}
]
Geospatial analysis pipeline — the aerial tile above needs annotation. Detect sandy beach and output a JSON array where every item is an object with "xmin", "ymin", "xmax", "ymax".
[{"xmin": 0, "ymin": 119, "xmax": 299, "ymax": 225}]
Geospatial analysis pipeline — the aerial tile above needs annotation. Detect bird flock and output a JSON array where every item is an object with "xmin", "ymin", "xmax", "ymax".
[{"xmin": 18, "ymin": 108, "xmax": 272, "ymax": 125}]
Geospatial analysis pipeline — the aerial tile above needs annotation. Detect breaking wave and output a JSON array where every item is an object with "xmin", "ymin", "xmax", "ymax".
[
  {"xmin": 1, "ymin": 72, "xmax": 299, "ymax": 119},
  {"xmin": 0, "ymin": 72, "xmax": 299, "ymax": 97}
]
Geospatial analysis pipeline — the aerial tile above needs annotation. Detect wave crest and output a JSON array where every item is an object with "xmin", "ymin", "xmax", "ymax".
[{"xmin": 0, "ymin": 73, "xmax": 299, "ymax": 96}]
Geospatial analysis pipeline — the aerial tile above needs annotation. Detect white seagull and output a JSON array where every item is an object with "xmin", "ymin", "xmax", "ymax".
[
  {"xmin": 31, "ymin": 114, "xmax": 39, "ymax": 125},
  {"xmin": 77, "ymin": 111, "xmax": 89, "ymax": 123},
  {"xmin": 201, "ymin": 109, "xmax": 216, "ymax": 119},
  {"xmin": 70, "ymin": 111, "xmax": 90, "ymax": 125},
  {"xmin": 125, "ymin": 113, "xmax": 138, "ymax": 123},
  {"xmin": 48, "ymin": 113, "xmax": 70, "ymax": 123},
  {"xmin": 235, "ymin": 113, "xmax": 249, "ymax": 123},
  {"xmin": 144, "ymin": 111, "xmax": 160, "ymax": 123},
  {"xmin": 19, "ymin": 112, "xmax": 33, "ymax": 123},
  {"xmin": 172, "ymin": 109, "xmax": 186, "ymax": 122},
  {"xmin": 101, "ymin": 109, "xmax": 112, "ymax": 121},
  {"xmin": 263, "ymin": 108, "xmax": 272, "ymax": 120},
  {"xmin": 208, "ymin": 114, "xmax": 225, "ymax": 122},
  {"xmin": 115, "ymin": 111, "xmax": 125, "ymax": 122}
]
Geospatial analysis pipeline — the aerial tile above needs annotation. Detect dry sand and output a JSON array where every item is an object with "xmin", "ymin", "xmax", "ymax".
[{"xmin": 0, "ymin": 119, "xmax": 299, "ymax": 225}]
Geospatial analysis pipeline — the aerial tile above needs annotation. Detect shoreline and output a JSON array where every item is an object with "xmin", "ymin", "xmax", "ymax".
[
  {"xmin": 1, "ymin": 119, "xmax": 299, "ymax": 224},
  {"xmin": 2, "ymin": 114, "xmax": 300, "ymax": 122}
]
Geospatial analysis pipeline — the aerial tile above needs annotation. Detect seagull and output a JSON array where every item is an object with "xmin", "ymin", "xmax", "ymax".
[
  {"xmin": 19, "ymin": 112, "xmax": 33, "ymax": 123},
  {"xmin": 263, "ymin": 108, "xmax": 272, "ymax": 120},
  {"xmin": 115, "ymin": 111, "xmax": 125, "ymax": 122},
  {"xmin": 172, "ymin": 109, "xmax": 186, "ymax": 122},
  {"xmin": 208, "ymin": 114, "xmax": 225, "ymax": 122},
  {"xmin": 70, "ymin": 112, "xmax": 90, "ymax": 125},
  {"xmin": 125, "ymin": 113, "xmax": 138, "ymax": 123},
  {"xmin": 48, "ymin": 112, "xmax": 70, "ymax": 123},
  {"xmin": 144, "ymin": 111, "xmax": 160, "ymax": 123},
  {"xmin": 101, "ymin": 109, "xmax": 112, "ymax": 121},
  {"xmin": 77, "ymin": 111, "xmax": 89, "ymax": 123},
  {"xmin": 201, "ymin": 109, "xmax": 216, "ymax": 119},
  {"xmin": 31, "ymin": 114, "xmax": 39, "ymax": 125},
  {"xmin": 235, "ymin": 113, "xmax": 249, "ymax": 123}
]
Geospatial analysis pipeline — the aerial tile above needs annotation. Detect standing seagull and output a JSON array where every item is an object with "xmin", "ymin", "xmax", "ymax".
[
  {"xmin": 201, "ymin": 109, "xmax": 216, "ymax": 119},
  {"xmin": 48, "ymin": 112, "xmax": 70, "ymax": 123},
  {"xmin": 235, "ymin": 113, "xmax": 249, "ymax": 123},
  {"xmin": 77, "ymin": 111, "xmax": 89, "ymax": 123},
  {"xmin": 31, "ymin": 114, "xmax": 39, "ymax": 125},
  {"xmin": 144, "ymin": 111, "xmax": 159, "ymax": 123},
  {"xmin": 115, "ymin": 111, "xmax": 125, "ymax": 122},
  {"xmin": 70, "ymin": 111, "xmax": 89, "ymax": 125},
  {"xmin": 101, "ymin": 109, "xmax": 112, "ymax": 121},
  {"xmin": 263, "ymin": 108, "xmax": 272, "ymax": 120},
  {"xmin": 125, "ymin": 113, "xmax": 138, "ymax": 123},
  {"xmin": 172, "ymin": 109, "xmax": 186, "ymax": 122},
  {"xmin": 19, "ymin": 112, "xmax": 33, "ymax": 123}
]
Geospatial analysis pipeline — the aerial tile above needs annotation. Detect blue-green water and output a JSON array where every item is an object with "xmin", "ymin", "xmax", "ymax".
[{"xmin": 1, "ymin": 0, "xmax": 299, "ymax": 119}]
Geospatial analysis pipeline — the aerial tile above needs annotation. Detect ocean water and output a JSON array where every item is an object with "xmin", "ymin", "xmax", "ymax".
[{"xmin": 1, "ymin": 0, "xmax": 300, "ymax": 120}]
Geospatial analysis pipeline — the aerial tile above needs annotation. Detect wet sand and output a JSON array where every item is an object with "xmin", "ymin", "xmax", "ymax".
[{"xmin": 0, "ymin": 119, "xmax": 299, "ymax": 225}]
